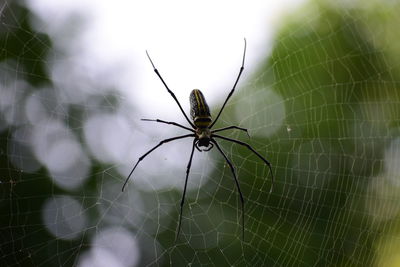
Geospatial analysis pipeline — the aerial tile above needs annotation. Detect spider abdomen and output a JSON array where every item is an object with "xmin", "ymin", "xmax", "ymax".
[{"xmin": 190, "ymin": 89, "xmax": 212, "ymax": 128}]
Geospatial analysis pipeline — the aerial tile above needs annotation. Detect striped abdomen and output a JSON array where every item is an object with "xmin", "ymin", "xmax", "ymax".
[{"xmin": 190, "ymin": 89, "xmax": 212, "ymax": 128}]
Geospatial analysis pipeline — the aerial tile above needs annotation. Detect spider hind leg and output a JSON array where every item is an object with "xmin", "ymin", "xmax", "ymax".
[
  {"xmin": 176, "ymin": 139, "xmax": 197, "ymax": 240},
  {"xmin": 211, "ymin": 139, "xmax": 245, "ymax": 241}
]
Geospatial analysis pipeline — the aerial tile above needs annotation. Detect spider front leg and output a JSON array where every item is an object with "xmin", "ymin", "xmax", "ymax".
[
  {"xmin": 146, "ymin": 51, "xmax": 195, "ymax": 129},
  {"xmin": 122, "ymin": 133, "xmax": 194, "ymax": 191},
  {"xmin": 212, "ymin": 134, "xmax": 274, "ymax": 193},
  {"xmin": 210, "ymin": 38, "xmax": 246, "ymax": 128},
  {"xmin": 211, "ymin": 139, "xmax": 245, "ymax": 241},
  {"xmin": 176, "ymin": 139, "xmax": 196, "ymax": 240}
]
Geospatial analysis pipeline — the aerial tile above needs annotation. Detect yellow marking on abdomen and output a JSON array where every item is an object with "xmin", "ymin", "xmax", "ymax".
[{"xmin": 193, "ymin": 89, "xmax": 207, "ymax": 115}]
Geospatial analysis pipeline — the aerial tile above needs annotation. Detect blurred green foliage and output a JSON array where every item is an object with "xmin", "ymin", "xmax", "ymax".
[
  {"xmin": 2, "ymin": 0, "xmax": 400, "ymax": 266},
  {"xmin": 0, "ymin": 3, "xmax": 74, "ymax": 267},
  {"xmin": 0, "ymin": 3, "xmax": 51, "ymax": 85}
]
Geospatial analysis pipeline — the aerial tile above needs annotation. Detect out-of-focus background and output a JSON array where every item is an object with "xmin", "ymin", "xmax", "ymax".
[{"xmin": 1, "ymin": 0, "xmax": 400, "ymax": 266}]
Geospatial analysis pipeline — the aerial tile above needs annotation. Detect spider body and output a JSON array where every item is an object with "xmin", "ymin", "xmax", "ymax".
[
  {"xmin": 195, "ymin": 127, "xmax": 211, "ymax": 149},
  {"xmin": 122, "ymin": 39, "xmax": 274, "ymax": 241},
  {"xmin": 190, "ymin": 89, "xmax": 212, "ymax": 128},
  {"xmin": 190, "ymin": 89, "xmax": 213, "ymax": 150}
]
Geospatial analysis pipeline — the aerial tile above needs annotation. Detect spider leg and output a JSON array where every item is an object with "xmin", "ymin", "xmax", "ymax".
[
  {"xmin": 176, "ymin": 139, "xmax": 196, "ymax": 241},
  {"xmin": 210, "ymin": 38, "xmax": 246, "ymax": 128},
  {"xmin": 146, "ymin": 51, "xmax": 195, "ymax": 129},
  {"xmin": 141, "ymin": 119, "xmax": 195, "ymax": 132},
  {"xmin": 211, "ymin": 139, "xmax": 245, "ymax": 241},
  {"xmin": 213, "ymin": 134, "xmax": 274, "ymax": 193},
  {"xmin": 194, "ymin": 141, "xmax": 214, "ymax": 152},
  {"xmin": 202, "ymin": 142, "xmax": 214, "ymax": 152},
  {"xmin": 194, "ymin": 140, "xmax": 202, "ymax": 152},
  {"xmin": 212, "ymin": 125, "xmax": 250, "ymax": 138},
  {"xmin": 122, "ymin": 133, "xmax": 195, "ymax": 191}
]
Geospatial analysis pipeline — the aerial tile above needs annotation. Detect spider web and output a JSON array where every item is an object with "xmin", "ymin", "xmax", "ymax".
[{"xmin": 2, "ymin": 0, "xmax": 400, "ymax": 266}]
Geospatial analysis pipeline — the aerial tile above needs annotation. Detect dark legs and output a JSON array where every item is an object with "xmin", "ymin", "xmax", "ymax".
[
  {"xmin": 212, "ymin": 125, "xmax": 250, "ymax": 138},
  {"xmin": 141, "ymin": 119, "xmax": 195, "ymax": 132},
  {"xmin": 210, "ymin": 39, "xmax": 246, "ymax": 128},
  {"xmin": 194, "ymin": 140, "xmax": 214, "ymax": 152},
  {"xmin": 122, "ymin": 133, "xmax": 194, "ymax": 191},
  {"xmin": 146, "ymin": 51, "xmax": 195, "ymax": 129},
  {"xmin": 176, "ymin": 139, "xmax": 196, "ymax": 240},
  {"xmin": 212, "ymin": 139, "xmax": 245, "ymax": 241},
  {"xmin": 213, "ymin": 134, "xmax": 274, "ymax": 193}
]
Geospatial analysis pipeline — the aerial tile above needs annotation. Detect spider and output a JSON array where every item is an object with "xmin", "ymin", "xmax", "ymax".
[{"xmin": 122, "ymin": 39, "xmax": 274, "ymax": 241}]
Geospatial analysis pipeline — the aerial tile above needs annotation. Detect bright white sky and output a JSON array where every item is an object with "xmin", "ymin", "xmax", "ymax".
[{"xmin": 27, "ymin": 0, "xmax": 306, "ymax": 121}]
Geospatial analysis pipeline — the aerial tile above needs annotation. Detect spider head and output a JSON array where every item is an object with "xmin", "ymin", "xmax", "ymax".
[
  {"xmin": 197, "ymin": 138, "xmax": 210, "ymax": 147},
  {"xmin": 195, "ymin": 128, "xmax": 212, "ymax": 151}
]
